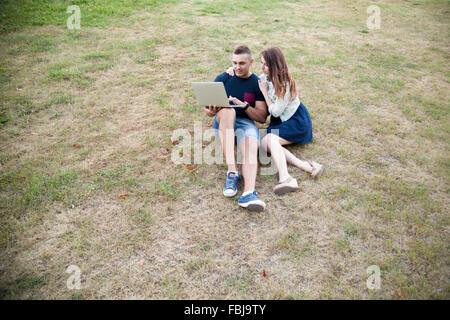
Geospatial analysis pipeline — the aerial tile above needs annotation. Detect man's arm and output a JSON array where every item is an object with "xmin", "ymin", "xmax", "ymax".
[{"xmin": 245, "ymin": 100, "xmax": 268, "ymax": 123}]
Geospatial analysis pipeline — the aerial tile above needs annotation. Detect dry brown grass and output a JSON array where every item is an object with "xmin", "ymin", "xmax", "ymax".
[{"xmin": 0, "ymin": 0, "xmax": 448, "ymax": 299}]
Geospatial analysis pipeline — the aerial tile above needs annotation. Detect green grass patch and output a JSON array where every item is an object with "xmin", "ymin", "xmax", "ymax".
[
  {"xmin": 0, "ymin": 94, "xmax": 71, "ymax": 127},
  {"xmin": 0, "ymin": 0, "xmax": 179, "ymax": 33},
  {"xmin": 401, "ymin": 94, "xmax": 449, "ymax": 122},
  {"xmin": 46, "ymin": 62, "xmax": 93, "ymax": 87},
  {"xmin": 5, "ymin": 34, "xmax": 57, "ymax": 55},
  {"xmin": 227, "ymin": 271, "xmax": 256, "ymax": 293},
  {"xmin": 181, "ymin": 104, "xmax": 199, "ymax": 113},
  {"xmin": 131, "ymin": 208, "xmax": 154, "ymax": 227},
  {"xmin": 129, "ymin": 78, "xmax": 157, "ymax": 88},
  {"xmin": 20, "ymin": 169, "xmax": 79, "ymax": 209},
  {"xmin": 364, "ymin": 176, "xmax": 432, "ymax": 222},
  {"xmin": 157, "ymin": 181, "xmax": 179, "ymax": 198},
  {"xmin": 132, "ymin": 38, "xmax": 162, "ymax": 64},
  {"xmin": 278, "ymin": 228, "xmax": 315, "ymax": 260},
  {"xmin": 357, "ymin": 75, "xmax": 405, "ymax": 93},
  {"xmin": 0, "ymin": 272, "xmax": 47, "ymax": 299},
  {"xmin": 93, "ymin": 163, "xmax": 134, "ymax": 191},
  {"xmin": 82, "ymin": 51, "xmax": 112, "ymax": 61},
  {"xmin": 9, "ymin": 97, "xmax": 35, "ymax": 117},
  {"xmin": 82, "ymin": 62, "xmax": 114, "ymax": 73},
  {"xmin": 368, "ymin": 53, "xmax": 405, "ymax": 72},
  {"xmin": 0, "ymin": 165, "xmax": 80, "ymax": 248},
  {"xmin": 41, "ymin": 95, "xmax": 73, "ymax": 109}
]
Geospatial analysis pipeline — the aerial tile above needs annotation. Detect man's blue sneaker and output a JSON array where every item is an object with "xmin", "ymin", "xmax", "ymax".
[
  {"xmin": 223, "ymin": 172, "xmax": 240, "ymax": 197},
  {"xmin": 238, "ymin": 191, "xmax": 266, "ymax": 212}
]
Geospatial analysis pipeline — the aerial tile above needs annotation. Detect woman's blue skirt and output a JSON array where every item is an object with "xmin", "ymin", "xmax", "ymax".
[{"xmin": 266, "ymin": 102, "xmax": 313, "ymax": 145}]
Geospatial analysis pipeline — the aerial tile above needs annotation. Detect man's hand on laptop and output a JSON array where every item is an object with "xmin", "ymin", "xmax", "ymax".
[
  {"xmin": 204, "ymin": 105, "xmax": 222, "ymax": 117},
  {"xmin": 228, "ymin": 96, "xmax": 246, "ymax": 107}
]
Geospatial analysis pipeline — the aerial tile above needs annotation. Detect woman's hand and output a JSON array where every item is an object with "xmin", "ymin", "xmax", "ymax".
[
  {"xmin": 226, "ymin": 67, "xmax": 234, "ymax": 76},
  {"xmin": 258, "ymin": 79, "xmax": 268, "ymax": 94},
  {"xmin": 228, "ymin": 96, "xmax": 245, "ymax": 107}
]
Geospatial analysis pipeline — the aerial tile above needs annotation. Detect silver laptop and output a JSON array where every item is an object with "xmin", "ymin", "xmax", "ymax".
[{"xmin": 191, "ymin": 82, "xmax": 240, "ymax": 108}]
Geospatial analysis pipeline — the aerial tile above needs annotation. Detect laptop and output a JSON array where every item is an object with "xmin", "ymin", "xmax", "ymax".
[{"xmin": 191, "ymin": 82, "xmax": 241, "ymax": 108}]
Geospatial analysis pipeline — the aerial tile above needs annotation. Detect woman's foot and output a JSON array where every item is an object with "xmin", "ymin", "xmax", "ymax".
[
  {"xmin": 273, "ymin": 176, "xmax": 299, "ymax": 195},
  {"xmin": 309, "ymin": 161, "xmax": 324, "ymax": 179}
]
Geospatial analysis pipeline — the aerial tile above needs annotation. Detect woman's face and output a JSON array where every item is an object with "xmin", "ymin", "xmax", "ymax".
[{"xmin": 261, "ymin": 56, "xmax": 269, "ymax": 76}]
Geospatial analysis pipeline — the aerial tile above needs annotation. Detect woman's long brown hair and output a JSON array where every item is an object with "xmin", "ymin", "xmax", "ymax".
[{"xmin": 261, "ymin": 47, "xmax": 297, "ymax": 102}]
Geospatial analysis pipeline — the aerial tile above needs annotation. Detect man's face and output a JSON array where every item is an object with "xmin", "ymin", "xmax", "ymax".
[{"xmin": 232, "ymin": 53, "xmax": 253, "ymax": 77}]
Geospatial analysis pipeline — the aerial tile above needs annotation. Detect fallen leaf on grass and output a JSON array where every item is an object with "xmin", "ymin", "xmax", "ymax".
[
  {"xmin": 262, "ymin": 269, "xmax": 267, "ymax": 281},
  {"xmin": 72, "ymin": 144, "xmax": 81, "ymax": 149},
  {"xmin": 118, "ymin": 194, "xmax": 129, "ymax": 199},
  {"xmin": 397, "ymin": 288, "xmax": 403, "ymax": 298},
  {"xmin": 186, "ymin": 165, "xmax": 195, "ymax": 171}
]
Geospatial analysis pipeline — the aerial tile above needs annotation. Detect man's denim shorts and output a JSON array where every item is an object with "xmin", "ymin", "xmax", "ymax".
[{"xmin": 213, "ymin": 116, "xmax": 260, "ymax": 147}]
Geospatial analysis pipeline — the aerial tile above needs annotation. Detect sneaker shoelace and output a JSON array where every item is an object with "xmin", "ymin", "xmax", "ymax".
[{"xmin": 225, "ymin": 174, "xmax": 238, "ymax": 190}]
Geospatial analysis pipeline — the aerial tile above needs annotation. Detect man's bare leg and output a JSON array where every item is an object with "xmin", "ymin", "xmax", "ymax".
[
  {"xmin": 239, "ymin": 137, "xmax": 259, "ymax": 193},
  {"xmin": 237, "ymin": 136, "xmax": 265, "ymax": 211},
  {"xmin": 216, "ymin": 108, "xmax": 237, "ymax": 172}
]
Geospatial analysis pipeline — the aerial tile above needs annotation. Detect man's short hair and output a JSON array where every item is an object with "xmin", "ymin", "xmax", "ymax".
[{"xmin": 233, "ymin": 45, "xmax": 252, "ymax": 57}]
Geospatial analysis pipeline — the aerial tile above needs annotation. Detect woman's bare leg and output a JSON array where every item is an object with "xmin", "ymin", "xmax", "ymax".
[
  {"xmin": 262, "ymin": 134, "xmax": 314, "ymax": 174},
  {"xmin": 281, "ymin": 145, "xmax": 313, "ymax": 173},
  {"xmin": 261, "ymin": 134, "xmax": 290, "ymax": 183}
]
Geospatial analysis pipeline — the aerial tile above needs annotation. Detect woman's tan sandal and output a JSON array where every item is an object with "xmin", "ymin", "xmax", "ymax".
[
  {"xmin": 308, "ymin": 161, "xmax": 324, "ymax": 179},
  {"xmin": 273, "ymin": 176, "xmax": 299, "ymax": 195}
]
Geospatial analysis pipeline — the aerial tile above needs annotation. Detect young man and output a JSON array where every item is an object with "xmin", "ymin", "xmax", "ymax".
[{"xmin": 204, "ymin": 45, "xmax": 268, "ymax": 212}]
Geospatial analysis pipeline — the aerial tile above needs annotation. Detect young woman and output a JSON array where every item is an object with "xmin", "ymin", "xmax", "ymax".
[{"xmin": 228, "ymin": 47, "xmax": 324, "ymax": 195}]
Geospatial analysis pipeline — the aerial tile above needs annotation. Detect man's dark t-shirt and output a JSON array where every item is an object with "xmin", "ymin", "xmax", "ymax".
[{"xmin": 214, "ymin": 72, "xmax": 265, "ymax": 120}]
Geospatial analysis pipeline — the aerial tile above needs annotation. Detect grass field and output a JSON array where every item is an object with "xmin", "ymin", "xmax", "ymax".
[{"xmin": 0, "ymin": 0, "xmax": 448, "ymax": 299}]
